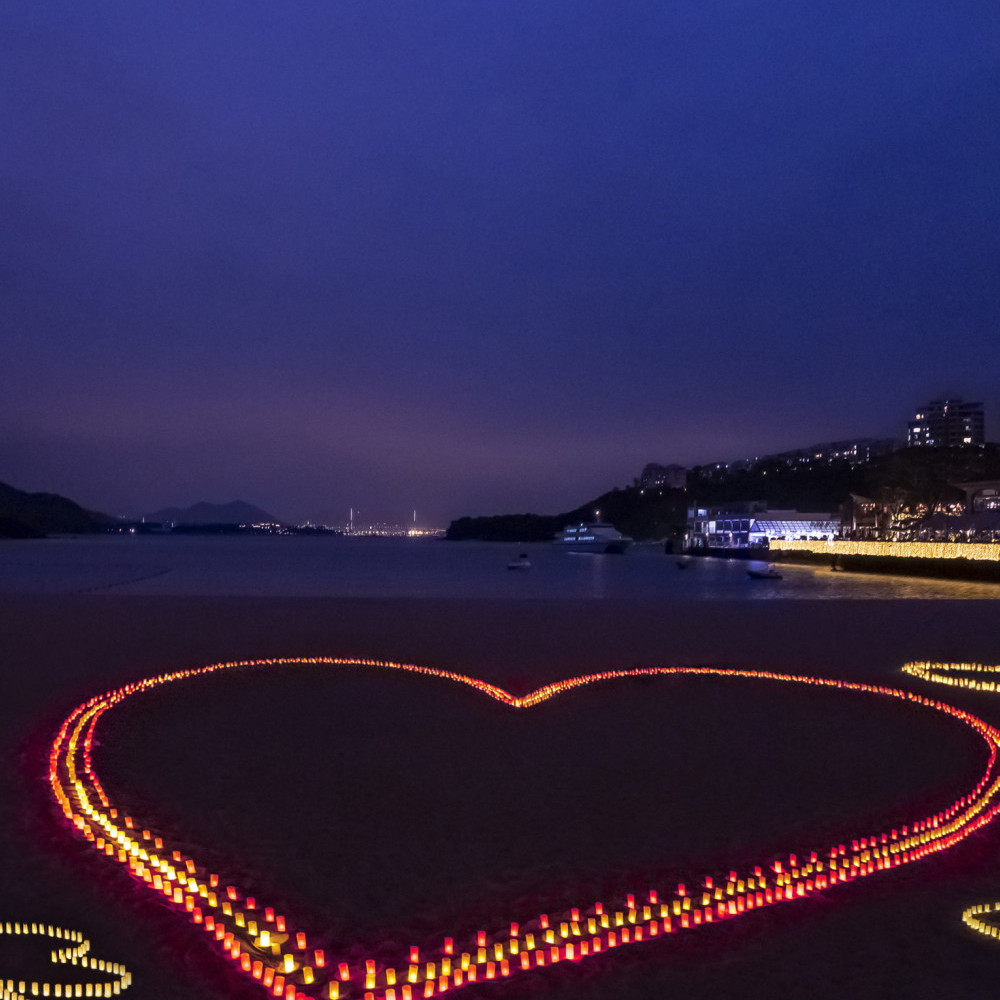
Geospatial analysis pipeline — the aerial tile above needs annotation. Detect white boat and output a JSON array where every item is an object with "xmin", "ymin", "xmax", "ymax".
[{"xmin": 555, "ymin": 521, "xmax": 631, "ymax": 554}]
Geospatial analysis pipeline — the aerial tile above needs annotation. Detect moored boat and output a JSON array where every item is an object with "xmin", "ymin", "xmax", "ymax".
[{"xmin": 555, "ymin": 521, "xmax": 631, "ymax": 554}]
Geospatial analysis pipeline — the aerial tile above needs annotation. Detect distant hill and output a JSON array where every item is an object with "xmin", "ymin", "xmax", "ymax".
[
  {"xmin": 446, "ymin": 486, "xmax": 688, "ymax": 544},
  {"xmin": 0, "ymin": 480, "xmax": 111, "ymax": 537},
  {"xmin": 146, "ymin": 500, "xmax": 282, "ymax": 526}
]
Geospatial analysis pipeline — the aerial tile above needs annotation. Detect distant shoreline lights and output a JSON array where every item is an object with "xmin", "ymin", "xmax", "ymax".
[{"xmin": 47, "ymin": 658, "xmax": 1000, "ymax": 1000}]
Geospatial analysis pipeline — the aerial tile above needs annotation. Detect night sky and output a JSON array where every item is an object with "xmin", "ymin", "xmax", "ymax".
[{"xmin": 3, "ymin": 1, "xmax": 999, "ymax": 526}]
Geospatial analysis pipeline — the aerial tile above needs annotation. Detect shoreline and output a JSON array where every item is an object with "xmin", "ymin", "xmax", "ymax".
[
  {"xmin": 771, "ymin": 545, "xmax": 1000, "ymax": 582},
  {"xmin": 689, "ymin": 544, "xmax": 1000, "ymax": 583}
]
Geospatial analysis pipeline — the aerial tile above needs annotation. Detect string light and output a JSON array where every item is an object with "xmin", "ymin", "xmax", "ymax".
[
  {"xmin": 46, "ymin": 657, "xmax": 1000, "ymax": 999},
  {"xmin": 771, "ymin": 539, "xmax": 1000, "ymax": 561}
]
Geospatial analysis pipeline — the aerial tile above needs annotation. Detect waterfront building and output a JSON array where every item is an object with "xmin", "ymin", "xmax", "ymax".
[
  {"xmin": 686, "ymin": 501, "xmax": 765, "ymax": 550},
  {"xmin": 953, "ymin": 481, "xmax": 1000, "ymax": 513},
  {"xmin": 686, "ymin": 503, "xmax": 840, "ymax": 551},
  {"xmin": 747, "ymin": 510, "xmax": 842, "ymax": 545},
  {"xmin": 907, "ymin": 398, "xmax": 984, "ymax": 448},
  {"xmin": 968, "ymin": 485, "xmax": 1000, "ymax": 511},
  {"xmin": 845, "ymin": 494, "xmax": 882, "ymax": 539}
]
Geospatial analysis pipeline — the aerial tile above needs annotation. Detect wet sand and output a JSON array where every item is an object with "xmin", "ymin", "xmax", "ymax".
[{"xmin": 3, "ymin": 596, "xmax": 1000, "ymax": 999}]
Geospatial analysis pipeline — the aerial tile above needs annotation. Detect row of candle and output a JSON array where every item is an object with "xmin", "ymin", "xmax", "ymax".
[
  {"xmin": 964, "ymin": 900, "xmax": 1000, "ymax": 941},
  {"xmin": 47, "ymin": 656, "xmax": 1000, "ymax": 999},
  {"xmin": 904, "ymin": 660, "xmax": 1000, "ymax": 693},
  {"xmin": 903, "ymin": 660, "xmax": 1000, "ymax": 944},
  {"xmin": 0, "ymin": 920, "xmax": 131, "ymax": 998}
]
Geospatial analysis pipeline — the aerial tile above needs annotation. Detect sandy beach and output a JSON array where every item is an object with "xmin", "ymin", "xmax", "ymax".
[{"xmin": 4, "ymin": 596, "xmax": 1000, "ymax": 1000}]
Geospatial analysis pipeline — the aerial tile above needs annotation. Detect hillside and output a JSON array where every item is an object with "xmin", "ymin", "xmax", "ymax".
[
  {"xmin": 446, "ymin": 445, "xmax": 1000, "ymax": 542},
  {"xmin": 145, "ymin": 500, "xmax": 281, "ymax": 526},
  {"xmin": 0, "ymin": 481, "xmax": 111, "ymax": 537},
  {"xmin": 446, "ymin": 487, "xmax": 688, "ymax": 544}
]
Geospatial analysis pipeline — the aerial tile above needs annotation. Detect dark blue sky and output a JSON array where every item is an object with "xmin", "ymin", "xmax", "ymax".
[{"xmin": 3, "ymin": 1, "xmax": 999, "ymax": 525}]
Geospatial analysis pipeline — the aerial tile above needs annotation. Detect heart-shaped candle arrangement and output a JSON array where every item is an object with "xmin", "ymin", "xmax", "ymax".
[{"xmin": 49, "ymin": 658, "xmax": 1000, "ymax": 1000}]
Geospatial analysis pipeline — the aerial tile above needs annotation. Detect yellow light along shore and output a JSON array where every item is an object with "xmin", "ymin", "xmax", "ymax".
[{"xmin": 771, "ymin": 539, "xmax": 1000, "ymax": 561}]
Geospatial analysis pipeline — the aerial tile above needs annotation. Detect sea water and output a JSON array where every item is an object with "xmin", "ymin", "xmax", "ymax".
[{"xmin": 1, "ymin": 534, "xmax": 998, "ymax": 599}]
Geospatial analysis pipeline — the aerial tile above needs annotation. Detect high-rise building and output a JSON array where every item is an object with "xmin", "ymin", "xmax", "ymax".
[{"xmin": 907, "ymin": 398, "xmax": 984, "ymax": 448}]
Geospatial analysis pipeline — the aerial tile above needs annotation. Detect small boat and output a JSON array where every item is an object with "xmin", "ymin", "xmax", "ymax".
[
  {"xmin": 507, "ymin": 553, "xmax": 531, "ymax": 570},
  {"xmin": 747, "ymin": 566, "xmax": 782, "ymax": 580},
  {"xmin": 676, "ymin": 561, "xmax": 689, "ymax": 570}
]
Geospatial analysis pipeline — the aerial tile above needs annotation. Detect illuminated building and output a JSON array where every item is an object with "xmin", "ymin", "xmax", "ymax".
[
  {"xmin": 907, "ymin": 398, "xmax": 984, "ymax": 448},
  {"xmin": 747, "ymin": 512, "xmax": 840, "ymax": 544},
  {"xmin": 841, "ymin": 483, "xmax": 1000, "ymax": 543},
  {"xmin": 846, "ymin": 494, "xmax": 881, "ymax": 539},
  {"xmin": 954, "ymin": 481, "xmax": 1000, "ymax": 513},
  {"xmin": 686, "ymin": 504, "xmax": 840, "ymax": 551},
  {"xmin": 686, "ymin": 501, "xmax": 766, "ymax": 550}
]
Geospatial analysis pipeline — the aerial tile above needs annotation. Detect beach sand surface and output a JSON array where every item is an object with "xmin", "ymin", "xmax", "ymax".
[{"xmin": 3, "ymin": 596, "xmax": 1000, "ymax": 999}]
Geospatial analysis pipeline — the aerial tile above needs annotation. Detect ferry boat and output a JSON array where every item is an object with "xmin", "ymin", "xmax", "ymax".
[{"xmin": 555, "ymin": 521, "xmax": 631, "ymax": 554}]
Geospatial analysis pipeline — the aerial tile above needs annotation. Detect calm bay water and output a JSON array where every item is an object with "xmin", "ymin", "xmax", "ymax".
[{"xmin": 1, "ymin": 534, "xmax": 998, "ymax": 598}]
